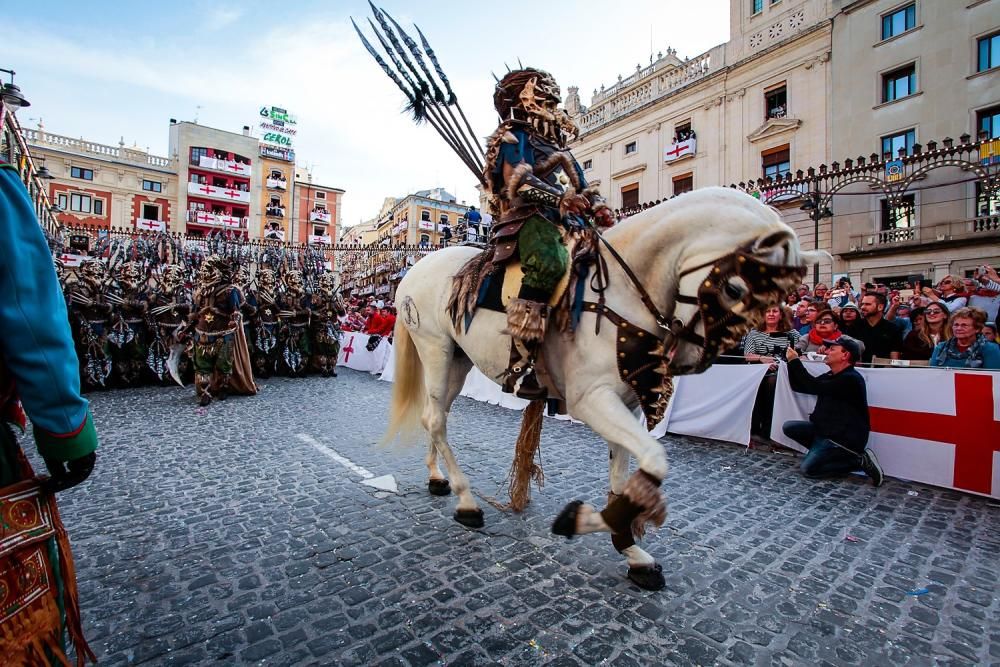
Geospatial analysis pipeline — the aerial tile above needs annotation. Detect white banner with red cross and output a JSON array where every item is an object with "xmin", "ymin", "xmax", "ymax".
[
  {"xmin": 337, "ymin": 331, "xmax": 392, "ymax": 373},
  {"xmin": 771, "ymin": 362, "xmax": 1000, "ymax": 499}
]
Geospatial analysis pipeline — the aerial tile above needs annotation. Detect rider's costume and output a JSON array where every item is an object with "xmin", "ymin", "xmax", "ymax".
[
  {"xmin": 0, "ymin": 160, "xmax": 98, "ymax": 665},
  {"xmin": 484, "ymin": 68, "xmax": 612, "ymax": 398}
]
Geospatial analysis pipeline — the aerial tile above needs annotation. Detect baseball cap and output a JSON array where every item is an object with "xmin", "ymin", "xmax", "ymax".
[{"xmin": 824, "ymin": 335, "xmax": 862, "ymax": 363}]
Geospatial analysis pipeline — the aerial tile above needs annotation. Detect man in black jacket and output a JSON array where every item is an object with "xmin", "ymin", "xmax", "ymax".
[{"xmin": 782, "ymin": 337, "xmax": 884, "ymax": 486}]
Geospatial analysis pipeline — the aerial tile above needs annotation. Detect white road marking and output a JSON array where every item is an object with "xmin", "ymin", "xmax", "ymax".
[{"xmin": 296, "ymin": 433, "xmax": 374, "ymax": 479}]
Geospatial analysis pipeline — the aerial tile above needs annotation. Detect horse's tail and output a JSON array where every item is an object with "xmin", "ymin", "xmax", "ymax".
[{"xmin": 380, "ymin": 318, "xmax": 425, "ymax": 446}]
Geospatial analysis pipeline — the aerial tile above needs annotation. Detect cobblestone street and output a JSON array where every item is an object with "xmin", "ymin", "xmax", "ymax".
[{"xmin": 50, "ymin": 369, "xmax": 1000, "ymax": 666}]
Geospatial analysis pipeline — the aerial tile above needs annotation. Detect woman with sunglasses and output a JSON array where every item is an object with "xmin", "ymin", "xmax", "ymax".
[
  {"xmin": 901, "ymin": 304, "xmax": 949, "ymax": 360},
  {"xmin": 930, "ymin": 307, "xmax": 1000, "ymax": 369},
  {"xmin": 921, "ymin": 275, "xmax": 967, "ymax": 313},
  {"xmin": 795, "ymin": 308, "xmax": 843, "ymax": 355}
]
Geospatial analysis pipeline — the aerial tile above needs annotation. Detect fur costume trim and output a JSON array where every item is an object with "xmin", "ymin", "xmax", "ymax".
[
  {"xmin": 501, "ymin": 131, "xmax": 518, "ymax": 144},
  {"xmin": 507, "ymin": 163, "xmax": 534, "ymax": 203},
  {"xmin": 505, "ymin": 298, "xmax": 547, "ymax": 343},
  {"xmin": 623, "ymin": 470, "xmax": 667, "ymax": 538}
]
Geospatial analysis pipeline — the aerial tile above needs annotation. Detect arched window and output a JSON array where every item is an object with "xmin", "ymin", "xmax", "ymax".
[
  {"xmin": 420, "ymin": 210, "xmax": 431, "ymax": 222},
  {"xmin": 420, "ymin": 234, "xmax": 430, "ymax": 245}
]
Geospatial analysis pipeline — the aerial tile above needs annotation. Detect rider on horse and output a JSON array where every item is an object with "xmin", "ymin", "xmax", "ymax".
[{"xmin": 485, "ymin": 68, "xmax": 614, "ymax": 399}]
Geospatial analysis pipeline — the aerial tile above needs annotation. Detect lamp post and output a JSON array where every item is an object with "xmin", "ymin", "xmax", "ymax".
[
  {"xmin": 799, "ymin": 191, "xmax": 833, "ymax": 285},
  {"xmin": 0, "ymin": 68, "xmax": 30, "ymax": 110}
]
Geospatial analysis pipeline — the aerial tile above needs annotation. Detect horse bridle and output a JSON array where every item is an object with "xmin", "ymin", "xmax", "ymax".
[{"xmin": 591, "ymin": 230, "xmax": 806, "ymax": 361}]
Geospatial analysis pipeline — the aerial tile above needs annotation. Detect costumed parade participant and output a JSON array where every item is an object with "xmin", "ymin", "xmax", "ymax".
[
  {"xmin": 0, "ymin": 159, "xmax": 98, "ymax": 664},
  {"xmin": 147, "ymin": 263, "xmax": 192, "ymax": 384},
  {"xmin": 248, "ymin": 267, "xmax": 280, "ymax": 378},
  {"xmin": 108, "ymin": 260, "xmax": 150, "ymax": 387},
  {"xmin": 64, "ymin": 259, "xmax": 114, "ymax": 390},
  {"xmin": 188, "ymin": 256, "xmax": 256, "ymax": 405},
  {"xmin": 277, "ymin": 269, "xmax": 312, "ymax": 377},
  {"xmin": 485, "ymin": 68, "xmax": 614, "ymax": 398},
  {"xmin": 310, "ymin": 272, "xmax": 346, "ymax": 377}
]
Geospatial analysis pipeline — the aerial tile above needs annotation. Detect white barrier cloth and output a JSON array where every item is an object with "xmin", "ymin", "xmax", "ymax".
[
  {"xmin": 771, "ymin": 362, "xmax": 1000, "ymax": 499},
  {"xmin": 337, "ymin": 331, "xmax": 391, "ymax": 374},
  {"xmin": 650, "ymin": 364, "xmax": 769, "ymax": 445}
]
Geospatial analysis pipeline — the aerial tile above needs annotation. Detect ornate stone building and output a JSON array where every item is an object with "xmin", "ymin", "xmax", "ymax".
[
  {"xmin": 569, "ymin": 0, "xmax": 999, "ymax": 284},
  {"xmin": 24, "ymin": 123, "xmax": 176, "ymax": 233}
]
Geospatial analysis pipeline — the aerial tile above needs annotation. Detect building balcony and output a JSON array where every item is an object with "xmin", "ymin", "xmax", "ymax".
[
  {"xmin": 310, "ymin": 210, "xmax": 332, "ymax": 223},
  {"xmin": 417, "ymin": 219, "xmax": 435, "ymax": 231},
  {"xmin": 266, "ymin": 177, "xmax": 288, "ymax": 190},
  {"xmin": 309, "ymin": 234, "xmax": 332, "ymax": 245},
  {"xmin": 135, "ymin": 218, "xmax": 165, "ymax": 232},
  {"xmin": 185, "ymin": 210, "xmax": 247, "ymax": 229},
  {"xmin": 266, "ymin": 206, "xmax": 286, "ymax": 218},
  {"xmin": 839, "ymin": 215, "xmax": 1000, "ymax": 256},
  {"xmin": 187, "ymin": 181, "xmax": 251, "ymax": 204},
  {"xmin": 195, "ymin": 155, "xmax": 252, "ymax": 177},
  {"xmin": 263, "ymin": 228, "xmax": 286, "ymax": 241}
]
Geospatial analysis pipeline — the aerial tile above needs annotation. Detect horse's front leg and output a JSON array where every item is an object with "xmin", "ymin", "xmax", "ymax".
[{"xmin": 554, "ymin": 385, "xmax": 667, "ymax": 590}]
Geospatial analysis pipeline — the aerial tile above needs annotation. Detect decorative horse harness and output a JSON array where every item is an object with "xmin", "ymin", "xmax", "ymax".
[{"xmin": 581, "ymin": 232, "xmax": 806, "ymax": 429}]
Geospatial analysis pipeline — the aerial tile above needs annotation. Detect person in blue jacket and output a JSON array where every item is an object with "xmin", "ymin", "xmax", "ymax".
[{"xmin": 0, "ymin": 159, "xmax": 98, "ymax": 664}]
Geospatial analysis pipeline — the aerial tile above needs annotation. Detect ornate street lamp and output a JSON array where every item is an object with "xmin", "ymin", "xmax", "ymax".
[
  {"xmin": 800, "ymin": 192, "xmax": 833, "ymax": 285},
  {"xmin": 0, "ymin": 68, "xmax": 30, "ymax": 109}
]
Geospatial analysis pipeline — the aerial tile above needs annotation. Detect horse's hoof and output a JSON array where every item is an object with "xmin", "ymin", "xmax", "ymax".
[
  {"xmin": 551, "ymin": 500, "xmax": 583, "ymax": 539},
  {"xmin": 454, "ymin": 508, "xmax": 484, "ymax": 529},
  {"xmin": 428, "ymin": 479, "xmax": 451, "ymax": 496},
  {"xmin": 627, "ymin": 563, "xmax": 665, "ymax": 591}
]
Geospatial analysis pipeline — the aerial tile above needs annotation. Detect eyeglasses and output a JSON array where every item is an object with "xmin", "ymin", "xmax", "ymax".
[{"xmin": 816, "ymin": 318, "xmax": 835, "ymax": 324}]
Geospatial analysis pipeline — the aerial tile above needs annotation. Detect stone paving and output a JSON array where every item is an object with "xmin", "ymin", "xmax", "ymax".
[{"xmin": 46, "ymin": 369, "xmax": 1000, "ymax": 666}]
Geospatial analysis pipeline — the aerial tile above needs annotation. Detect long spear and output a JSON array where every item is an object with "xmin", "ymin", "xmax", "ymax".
[
  {"xmin": 366, "ymin": 4, "xmax": 479, "ymax": 173},
  {"xmin": 415, "ymin": 23, "xmax": 484, "ymax": 157},
  {"xmin": 364, "ymin": 17, "xmax": 471, "ymax": 172},
  {"xmin": 351, "ymin": 19, "xmax": 480, "ymax": 179},
  {"xmin": 352, "ymin": 6, "xmax": 486, "ymax": 186},
  {"xmin": 382, "ymin": 10, "xmax": 484, "ymax": 172}
]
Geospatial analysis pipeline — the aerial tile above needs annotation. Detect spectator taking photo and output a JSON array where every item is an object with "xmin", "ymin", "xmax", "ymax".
[{"xmin": 782, "ymin": 338, "xmax": 883, "ymax": 486}]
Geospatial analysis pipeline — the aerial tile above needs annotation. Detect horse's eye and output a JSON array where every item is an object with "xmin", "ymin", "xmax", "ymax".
[{"xmin": 724, "ymin": 283, "xmax": 744, "ymax": 300}]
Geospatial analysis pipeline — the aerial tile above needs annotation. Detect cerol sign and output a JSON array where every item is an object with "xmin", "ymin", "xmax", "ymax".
[{"xmin": 259, "ymin": 105, "xmax": 297, "ymax": 149}]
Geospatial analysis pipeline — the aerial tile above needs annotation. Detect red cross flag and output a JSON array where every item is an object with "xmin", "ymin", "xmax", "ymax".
[
  {"xmin": 57, "ymin": 253, "xmax": 86, "ymax": 268},
  {"xmin": 771, "ymin": 364, "xmax": 1000, "ymax": 499},
  {"xmin": 663, "ymin": 138, "xmax": 696, "ymax": 163}
]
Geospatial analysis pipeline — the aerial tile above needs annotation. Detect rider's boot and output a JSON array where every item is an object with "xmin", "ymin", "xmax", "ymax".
[{"xmin": 502, "ymin": 285, "xmax": 549, "ymax": 401}]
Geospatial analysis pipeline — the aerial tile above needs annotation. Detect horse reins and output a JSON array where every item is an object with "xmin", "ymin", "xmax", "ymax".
[{"xmin": 587, "ymin": 224, "xmax": 806, "ymax": 359}]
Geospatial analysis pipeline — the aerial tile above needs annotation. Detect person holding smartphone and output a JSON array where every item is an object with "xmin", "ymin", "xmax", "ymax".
[
  {"xmin": 922, "ymin": 275, "xmax": 967, "ymax": 313},
  {"xmin": 968, "ymin": 264, "xmax": 1000, "ymax": 322}
]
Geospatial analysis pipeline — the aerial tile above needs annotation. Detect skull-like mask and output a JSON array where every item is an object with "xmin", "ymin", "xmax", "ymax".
[
  {"xmin": 317, "ymin": 272, "xmax": 338, "ymax": 296},
  {"xmin": 160, "ymin": 264, "xmax": 186, "ymax": 293},
  {"xmin": 81, "ymin": 260, "xmax": 107, "ymax": 283},
  {"xmin": 117, "ymin": 261, "xmax": 145, "ymax": 292},
  {"xmin": 284, "ymin": 270, "xmax": 304, "ymax": 296}
]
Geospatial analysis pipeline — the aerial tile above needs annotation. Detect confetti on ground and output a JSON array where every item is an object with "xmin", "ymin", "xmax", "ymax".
[
  {"xmin": 194, "ymin": 407, "xmax": 207, "ymax": 416},
  {"xmin": 906, "ymin": 588, "xmax": 930, "ymax": 596},
  {"xmin": 844, "ymin": 535, "xmax": 860, "ymax": 542},
  {"xmin": 907, "ymin": 490, "xmax": 919, "ymax": 496}
]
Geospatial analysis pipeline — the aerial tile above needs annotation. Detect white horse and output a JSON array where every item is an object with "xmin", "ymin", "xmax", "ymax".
[{"xmin": 383, "ymin": 187, "xmax": 821, "ymax": 589}]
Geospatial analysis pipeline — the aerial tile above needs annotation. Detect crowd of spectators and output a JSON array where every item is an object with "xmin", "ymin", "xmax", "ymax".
[
  {"xmin": 736, "ymin": 266, "xmax": 1000, "ymax": 444},
  {"xmin": 341, "ymin": 297, "xmax": 397, "ymax": 346},
  {"xmin": 739, "ymin": 267, "xmax": 1000, "ymax": 366}
]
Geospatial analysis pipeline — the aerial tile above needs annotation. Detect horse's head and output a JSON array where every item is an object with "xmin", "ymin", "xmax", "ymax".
[{"xmin": 663, "ymin": 189, "xmax": 823, "ymax": 374}]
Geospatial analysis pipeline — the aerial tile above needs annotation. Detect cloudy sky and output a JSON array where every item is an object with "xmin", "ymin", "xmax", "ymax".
[{"xmin": 5, "ymin": 1, "xmax": 729, "ymax": 226}]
